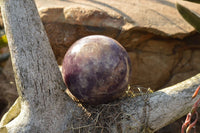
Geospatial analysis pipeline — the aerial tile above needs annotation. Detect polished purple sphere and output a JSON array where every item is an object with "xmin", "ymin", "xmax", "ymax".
[{"xmin": 62, "ymin": 35, "xmax": 131, "ymax": 105}]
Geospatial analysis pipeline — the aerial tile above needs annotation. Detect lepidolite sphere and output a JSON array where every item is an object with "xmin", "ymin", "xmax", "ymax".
[{"xmin": 62, "ymin": 35, "xmax": 131, "ymax": 105}]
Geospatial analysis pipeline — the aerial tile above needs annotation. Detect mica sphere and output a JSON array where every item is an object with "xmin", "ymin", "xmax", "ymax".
[{"xmin": 62, "ymin": 35, "xmax": 131, "ymax": 105}]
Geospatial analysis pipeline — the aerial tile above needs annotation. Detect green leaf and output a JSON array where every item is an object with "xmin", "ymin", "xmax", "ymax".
[
  {"xmin": 176, "ymin": 3, "xmax": 200, "ymax": 32},
  {"xmin": 0, "ymin": 35, "xmax": 8, "ymax": 49},
  {"xmin": 183, "ymin": 0, "xmax": 200, "ymax": 4}
]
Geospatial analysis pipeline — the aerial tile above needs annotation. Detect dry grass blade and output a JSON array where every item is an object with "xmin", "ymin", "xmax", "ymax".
[{"xmin": 176, "ymin": 3, "xmax": 200, "ymax": 32}]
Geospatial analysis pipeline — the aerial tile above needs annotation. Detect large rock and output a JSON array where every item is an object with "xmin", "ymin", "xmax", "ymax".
[
  {"xmin": 36, "ymin": 0, "xmax": 198, "ymax": 36},
  {"xmin": 34, "ymin": 0, "xmax": 200, "ymax": 91}
]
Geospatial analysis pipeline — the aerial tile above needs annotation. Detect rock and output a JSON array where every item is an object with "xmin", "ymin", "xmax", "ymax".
[
  {"xmin": 62, "ymin": 35, "xmax": 131, "ymax": 105},
  {"xmin": 172, "ymin": 50, "xmax": 193, "ymax": 74},
  {"xmin": 164, "ymin": 70, "xmax": 199, "ymax": 87},
  {"xmin": 39, "ymin": 5, "xmax": 122, "ymax": 63},
  {"xmin": 33, "ymin": 0, "xmax": 200, "ymax": 91},
  {"xmin": 63, "ymin": 6, "xmax": 124, "ymax": 29},
  {"xmin": 128, "ymin": 43, "xmax": 179, "ymax": 90},
  {"xmin": 35, "ymin": 0, "xmax": 200, "ymax": 37},
  {"xmin": 191, "ymin": 50, "xmax": 200, "ymax": 71},
  {"xmin": 43, "ymin": 22, "xmax": 121, "ymax": 64},
  {"xmin": 40, "ymin": 6, "xmax": 124, "ymax": 29}
]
